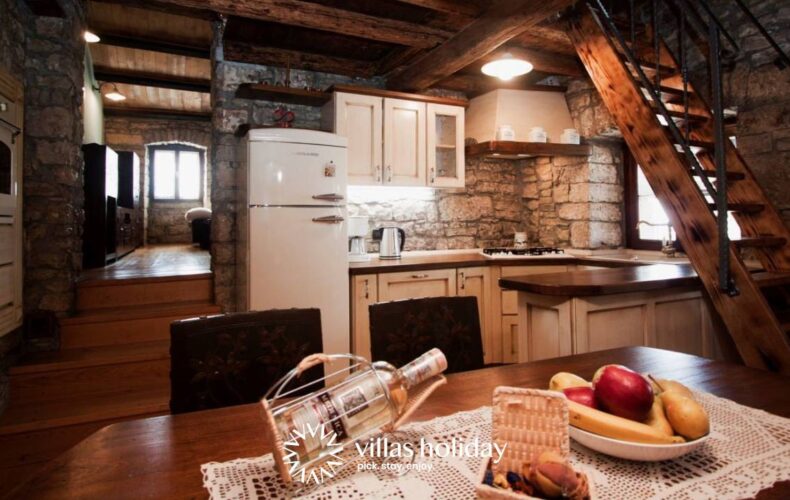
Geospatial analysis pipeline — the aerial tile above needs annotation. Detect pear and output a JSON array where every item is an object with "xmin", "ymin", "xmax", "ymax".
[
  {"xmin": 656, "ymin": 379, "xmax": 694, "ymax": 399},
  {"xmin": 548, "ymin": 372, "xmax": 591, "ymax": 392},
  {"xmin": 644, "ymin": 397, "xmax": 674, "ymax": 436},
  {"xmin": 660, "ymin": 391, "xmax": 709, "ymax": 440}
]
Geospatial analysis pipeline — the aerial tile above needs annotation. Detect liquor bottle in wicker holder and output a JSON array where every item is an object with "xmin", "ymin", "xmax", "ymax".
[{"xmin": 261, "ymin": 348, "xmax": 448, "ymax": 484}]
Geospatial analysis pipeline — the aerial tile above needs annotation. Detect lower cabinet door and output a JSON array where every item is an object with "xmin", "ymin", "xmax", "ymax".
[
  {"xmin": 351, "ymin": 274, "xmax": 378, "ymax": 361},
  {"xmin": 501, "ymin": 316, "xmax": 519, "ymax": 364},
  {"xmin": 377, "ymin": 269, "xmax": 456, "ymax": 302},
  {"xmin": 457, "ymin": 267, "xmax": 491, "ymax": 363}
]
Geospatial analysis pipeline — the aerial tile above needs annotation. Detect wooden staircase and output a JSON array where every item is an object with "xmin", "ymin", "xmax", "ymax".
[
  {"xmin": 568, "ymin": 4, "xmax": 790, "ymax": 373},
  {"xmin": 0, "ymin": 272, "xmax": 220, "ymax": 493}
]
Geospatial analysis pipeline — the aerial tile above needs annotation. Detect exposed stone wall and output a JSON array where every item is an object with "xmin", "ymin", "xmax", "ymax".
[
  {"xmin": 210, "ymin": 50, "xmax": 381, "ymax": 311},
  {"xmin": 0, "ymin": 0, "xmax": 26, "ymax": 75},
  {"xmin": 104, "ymin": 117, "xmax": 212, "ymax": 244},
  {"xmin": 348, "ymin": 156, "xmax": 531, "ymax": 251},
  {"xmin": 23, "ymin": 1, "xmax": 86, "ymax": 318}
]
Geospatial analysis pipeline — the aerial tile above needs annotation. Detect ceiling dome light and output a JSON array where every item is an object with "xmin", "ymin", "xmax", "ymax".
[
  {"xmin": 104, "ymin": 84, "xmax": 126, "ymax": 101},
  {"xmin": 481, "ymin": 53, "xmax": 533, "ymax": 81},
  {"xmin": 84, "ymin": 31, "xmax": 101, "ymax": 43}
]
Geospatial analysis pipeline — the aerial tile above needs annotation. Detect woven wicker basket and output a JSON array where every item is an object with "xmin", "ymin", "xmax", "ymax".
[{"xmin": 476, "ymin": 387, "xmax": 592, "ymax": 499}]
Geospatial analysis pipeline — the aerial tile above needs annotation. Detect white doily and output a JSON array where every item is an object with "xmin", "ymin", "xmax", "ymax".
[{"xmin": 202, "ymin": 392, "xmax": 790, "ymax": 499}]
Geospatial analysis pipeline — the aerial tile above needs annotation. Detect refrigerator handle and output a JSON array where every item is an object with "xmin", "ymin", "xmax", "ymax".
[
  {"xmin": 312, "ymin": 193, "xmax": 345, "ymax": 201},
  {"xmin": 312, "ymin": 215, "xmax": 345, "ymax": 224}
]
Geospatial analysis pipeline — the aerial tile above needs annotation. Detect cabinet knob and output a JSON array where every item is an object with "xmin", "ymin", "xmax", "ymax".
[
  {"xmin": 410, "ymin": 273, "xmax": 429, "ymax": 279},
  {"xmin": 375, "ymin": 165, "xmax": 381, "ymax": 183},
  {"xmin": 459, "ymin": 271, "xmax": 465, "ymax": 289},
  {"xmin": 430, "ymin": 167, "xmax": 436, "ymax": 184},
  {"xmin": 386, "ymin": 165, "xmax": 393, "ymax": 183},
  {"xmin": 363, "ymin": 279, "xmax": 370, "ymax": 299}
]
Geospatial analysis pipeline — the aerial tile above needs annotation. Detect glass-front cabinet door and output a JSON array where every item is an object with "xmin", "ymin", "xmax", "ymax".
[{"xmin": 427, "ymin": 103, "xmax": 465, "ymax": 188}]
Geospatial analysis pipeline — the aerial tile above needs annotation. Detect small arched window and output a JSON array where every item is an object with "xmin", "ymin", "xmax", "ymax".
[{"xmin": 149, "ymin": 143, "xmax": 204, "ymax": 201}]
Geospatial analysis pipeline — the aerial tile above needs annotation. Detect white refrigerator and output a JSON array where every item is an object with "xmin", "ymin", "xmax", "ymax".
[{"xmin": 242, "ymin": 129, "xmax": 349, "ymax": 361}]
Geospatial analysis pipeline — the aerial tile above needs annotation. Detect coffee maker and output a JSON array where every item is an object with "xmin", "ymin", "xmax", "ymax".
[{"xmin": 348, "ymin": 216, "xmax": 370, "ymax": 262}]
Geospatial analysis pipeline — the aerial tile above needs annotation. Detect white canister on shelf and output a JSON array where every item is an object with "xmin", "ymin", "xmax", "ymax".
[
  {"xmin": 560, "ymin": 128, "xmax": 581, "ymax": 145},
  {"xmin": 496, "ymin": 125, "xmax": 516, "ymax": 141},
  {"xmin": 527, "ymin": 126, "xmax": 547, "ymax": 143}
]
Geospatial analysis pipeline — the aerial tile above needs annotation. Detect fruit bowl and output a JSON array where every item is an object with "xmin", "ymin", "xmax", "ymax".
[{"xmin": 568, "ymin": 425, "xmax": 710, "ymax": 461}]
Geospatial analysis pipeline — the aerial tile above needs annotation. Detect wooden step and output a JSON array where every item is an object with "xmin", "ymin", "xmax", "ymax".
[
  {"xmin": 691, "ymin": 169, "xmax": 746, "ymax": 181},
  {"xmin": 60, "ymin": 301, "xmax": 221, "ymax": 348},
  {"xmin": 733, "ymin": 236, "xmax": 787, "ymax": 249},
  {"xmin": 76, "ymin": 273, "xmax": 213, "ymax": 312},
  {"xmin": 10, "ymin": 340, "xmax": 169, "ymax": 375},
  {"xmin": 707, "ymin": 203, "xmax": 765, "ymax": 214},
  {"xmin": 625, "ymin": 58, "xmax": 676, "ymax": 75},
  {"xmin": 651, "ymin": 102, "xmax": 709, "ymax": 123},
  {"xmin": 8, "ymin": 355, "xmax": 169, "ymax": 404},
  {"xmin": 752, "ymin": 271, "xmax": 790, "ymax": 288},
  {"xmin": 0, "ymin": 384, "xmax": 169, "ymax": 435}
]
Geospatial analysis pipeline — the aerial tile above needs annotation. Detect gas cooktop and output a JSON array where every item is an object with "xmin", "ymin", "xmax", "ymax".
[{"xmin": 481, "ymin": 247, "xmax": 569, "ymax": 259}]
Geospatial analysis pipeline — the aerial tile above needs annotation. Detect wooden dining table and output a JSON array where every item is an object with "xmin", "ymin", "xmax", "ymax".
[{"xmin": 11, "ymin": 347, "xmax": 790, "ymax": 499}]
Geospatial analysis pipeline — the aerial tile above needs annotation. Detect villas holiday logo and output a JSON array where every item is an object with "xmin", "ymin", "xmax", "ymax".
[{"xmin": 285, "ymin": 422, "xmax": 506, "ymax": 485}]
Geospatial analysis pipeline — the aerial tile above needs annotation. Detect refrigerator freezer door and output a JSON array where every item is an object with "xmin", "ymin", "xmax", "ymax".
[
  {"xmin": 249, "ymin": 141, "xmax": 347, "ymax": 206},
  {"xmin": 249, "ymin": 206, "xmax": 350, "ymax": 359}
]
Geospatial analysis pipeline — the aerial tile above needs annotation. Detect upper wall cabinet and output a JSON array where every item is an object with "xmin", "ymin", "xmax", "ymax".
[
  {"xmin": 427, "ymin": 103, "xmax": 465, "ymax": 188},
  {"xmin": 323, "ymin": 90, "xmax": 465, "ymax": 188}
]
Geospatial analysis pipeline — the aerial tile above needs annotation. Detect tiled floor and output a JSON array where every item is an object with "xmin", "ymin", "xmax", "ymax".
[{"xmin": 79, "ymin": 244, "xmax": 211, "ymax": 282}]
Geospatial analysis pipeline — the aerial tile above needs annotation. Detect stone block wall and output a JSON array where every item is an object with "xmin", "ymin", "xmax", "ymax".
[
  {"xmin": 348, "ymin": 156, "xmax": 531, "ymax": 251},
  {"xmin": 22, "ymin": 1, "xmax": 86, "ymax": 317},
  {"xmin": 104, "ymin": 117, "xmax": 212, "ymax": 244}
]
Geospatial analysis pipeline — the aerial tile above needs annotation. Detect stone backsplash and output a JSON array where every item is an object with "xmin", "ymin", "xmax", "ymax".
[{"xmin": 348, "ymin": 156, "xmax": 531, "ymax": 251}]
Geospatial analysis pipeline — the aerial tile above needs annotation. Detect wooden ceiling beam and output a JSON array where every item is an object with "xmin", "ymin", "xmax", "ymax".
[
  {"xmin": 148, "ymin": 0, "xmax": 452, "ymax": 48},
  {"xmin": 224, "ymin": 42, "xmax": 378, "ymax": 78},
  {"xmin": 103, "ymin": 105, "xmax": 212, "ymax": 122},
  {"xmin": 510, "ymin": 26, "xmax": 575, "ymax": 56},
  {"xmin": 387, "ymin": 0, "xmax": 575, "ymax": 91},
  {"xmin": 436, "ymin": 73, "xmax": 566, "ymax": 97},
  {"xmin": 93, "ymin": 66, "xmax": 211, "ymax": 93},
  {"xmin": 96, "ymin": 33, "xmax": 209, "ymax": 59},
  {"xmin": 467, "ymin": 46, "xmax": 584, "ymax": 77},
  {"xmin": 392, "ymin": 0, "xmax": 481, "ymax": 17}
]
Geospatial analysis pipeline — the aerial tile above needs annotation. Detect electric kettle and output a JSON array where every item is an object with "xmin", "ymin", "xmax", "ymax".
[{"xmin": 378, "ymin": 227, "xmax": 406, "ymax": 260}]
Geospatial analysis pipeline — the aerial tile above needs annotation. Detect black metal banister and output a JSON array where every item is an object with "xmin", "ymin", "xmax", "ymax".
[{"xmin": 733, "ymin": 0, "xmax": 790, "ymax": 68}]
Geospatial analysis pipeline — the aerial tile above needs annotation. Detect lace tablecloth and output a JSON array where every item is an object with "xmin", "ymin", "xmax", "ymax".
[{"xmin": 202, "ymin": 392, "xmax": 790, "ymax": 499}]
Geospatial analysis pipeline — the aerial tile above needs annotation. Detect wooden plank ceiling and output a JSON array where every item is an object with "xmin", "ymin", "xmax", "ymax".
[{"xmin": 86, "ymin": 0, "xmax": 579, "ymax": 118}]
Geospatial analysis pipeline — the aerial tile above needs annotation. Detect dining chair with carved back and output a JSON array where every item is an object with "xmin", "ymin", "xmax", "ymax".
[
  {"xmin": 368, "ymin": 296, "xmax": 485, "ymax": 374},
  {"xmin": 169, "ymin": 308, "xmax": 324, "ymax": 414}
]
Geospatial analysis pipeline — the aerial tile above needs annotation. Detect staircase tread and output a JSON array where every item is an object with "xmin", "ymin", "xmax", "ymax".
[
  {"xmin": 752, "ymin": 271, "xmax": 790, "ymax": 287},
  {"xmin": 0, "ymin": 385, "xmax": 169, "ymax": 435},
  {"xmin": 10, "ymin": 340, "xmax": 170, "ymax": 375},
  {"xmin": 691, "ymin": 169, "xmax": 746, "ymax": 181},
  {"xmin": 708, "ymin": 203, "xmax": 765, "ymax": 214},
  {"xmin": 64, "ymin": 300, "xmax": 221, "ymax": 324},
  {"xmin": 733, "ymin": 236, "xmax": 787, "ymax": 248},
  {"xmin": 651, "ymin": 102, "xmax": 709, "ymax": 121}
]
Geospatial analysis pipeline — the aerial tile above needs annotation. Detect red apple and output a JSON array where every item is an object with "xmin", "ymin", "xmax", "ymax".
[
  {"xmin": 563, "ymin": 386, "xmax": 598, "ymax": 409},
  {"xmin": 592, "ymin": 364, "xmax": 654, "ymax": 421}
]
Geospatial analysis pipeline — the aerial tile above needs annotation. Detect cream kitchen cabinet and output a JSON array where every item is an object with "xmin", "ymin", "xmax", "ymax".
[
  {"xmin": 427, "ymin": 103, "xmax": 465, "ymax": 188},
  {"xmin": 323, "ymin": 91, "xmax": 464, "ymax": 188},
  {"xmin": 323, "ymin": 92, "xmax": 383, "ymax": 185},
  {"xmin": 0, "ymin": 69, "xmax": 23, "ymax": 338},
  {"xmin": 383, "ymin": 98, "xmax": 426, "ymax": 186},
  {"xmin": 378, "ymin": 268, "xmax": 456, "ymax": 302},
  {"xmin": 457, "ymin": 267, "xmax": 491, "ymax": 363},
  {"xmin": 350, "ymin": 274, "xmax": 378, "ymax": 361}
]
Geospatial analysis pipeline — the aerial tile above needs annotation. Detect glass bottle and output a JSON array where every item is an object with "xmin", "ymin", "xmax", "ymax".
[{"xmin": 272, "ymin": 348, "xmax": 448, "ymax": 468}]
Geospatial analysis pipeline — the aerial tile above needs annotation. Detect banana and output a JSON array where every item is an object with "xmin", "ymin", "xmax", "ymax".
[
  {"xmin": 549, "ymin": 372, "xmax": 591, "ymax": 392},
  {"xmin": 568, "ymin": 400, "xmax": 685, "ymax": 445}
]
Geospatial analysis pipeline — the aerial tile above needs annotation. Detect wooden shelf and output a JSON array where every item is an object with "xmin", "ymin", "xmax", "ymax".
[
  {"xmin": 236, "ymin": 83, "xmax": 331, "ymax": 106},
  {"xmin": 465, "ymin": 140, "xmax": 592, "ymax": 159}
]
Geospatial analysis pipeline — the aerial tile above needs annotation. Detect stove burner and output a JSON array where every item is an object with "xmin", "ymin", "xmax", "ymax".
[{"xmin": 482, "ymin": 247, "xmax": 565, "ymax": 256}]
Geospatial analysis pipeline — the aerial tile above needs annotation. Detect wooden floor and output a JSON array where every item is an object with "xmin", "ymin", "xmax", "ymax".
[{"xmin": 79, "ymin": 244, "xmax": 211, "ymax": 282}]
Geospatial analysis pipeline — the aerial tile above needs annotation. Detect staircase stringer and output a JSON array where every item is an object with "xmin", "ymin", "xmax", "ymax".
[{"xmin": 568, "ymin": 7, "xmax": 790, "ymax": 373}]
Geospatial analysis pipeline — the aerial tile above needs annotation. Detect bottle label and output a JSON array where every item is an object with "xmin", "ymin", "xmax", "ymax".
[{"xmin": 400, "ymin": 348, "xmax": 448, "ymax": 389}]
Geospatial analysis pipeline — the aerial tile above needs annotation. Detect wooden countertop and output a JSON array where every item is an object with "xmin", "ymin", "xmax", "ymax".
[
  {"xmin": 348, "ymin": 252, "xmax": 645, "ymax": 275},
  {"xmin": 14, "ymin": 348, "xmax": 790, "ymax": 499},
  {"xmin": 499, "ymin": 263, "xmax": 700, "ymax": 296}
]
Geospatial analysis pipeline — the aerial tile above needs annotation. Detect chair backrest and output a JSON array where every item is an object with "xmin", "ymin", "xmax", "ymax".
[
  {"xmin": 169, "ymin": 308, "xmax": 324, "ymax": 414},
  {"xmin": 369, "ymin": 296, "xmax": 484, "ymax": 374}
]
